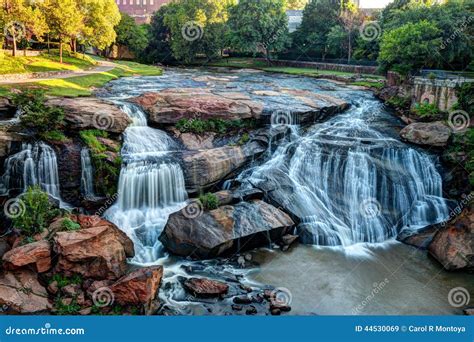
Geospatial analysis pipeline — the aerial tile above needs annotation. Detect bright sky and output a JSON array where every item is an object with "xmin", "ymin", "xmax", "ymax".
[{"xmin": 360, "ymin": 0, "xmax": 393, "ymax": 8}]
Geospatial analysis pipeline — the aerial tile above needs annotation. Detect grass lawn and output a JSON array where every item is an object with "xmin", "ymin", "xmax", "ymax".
[
  {"xmin": 0, "ymin": 59, "xmax": 163, "ymax": 97},
  {"xmin": 210, "ymin": 57, "xmax": 385, "ymax": 80},
  {"xmin": 0, "ymin": 51, "xmax": 97, "ymax": 75}
]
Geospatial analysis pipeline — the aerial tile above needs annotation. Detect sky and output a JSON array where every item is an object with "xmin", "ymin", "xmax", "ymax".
[{"xmin": 360, "ymin": 0, "xmax": 393, "ymax": 8}]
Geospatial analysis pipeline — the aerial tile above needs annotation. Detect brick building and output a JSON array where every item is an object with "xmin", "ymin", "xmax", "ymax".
[{"xmin": 115, "ymin": 0, "xmax": 171, "ymax": 24}]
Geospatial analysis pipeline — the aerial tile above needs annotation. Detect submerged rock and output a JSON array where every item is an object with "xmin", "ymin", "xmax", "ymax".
[
  {"xmin": 46, "ymin": 97, "xmax": 131, "ymax": 134},
  {"xmin": 159, "ymin": 200, "xmax": 294, "ymax": 258},
  {"xmin": 399, "ymin": 121, "xmax": 452, "ymax": 147},
  {"xmin": 0, "ymin": 269, "xmax": 51, "ymax": 313},
  {"xmin": 2, "ymin": 240, "xmax": 51, "ymax": 273},
  {"xmin": 428, "ymin": 209, "xmax": 473, "ymax": 271},
  {"xmin": 183, "ymin": 277, "xmax": 229, "ymax": 298},
  {"xmin": 53, "ymin": 215, "xmax": 135, "ymax": 280}
]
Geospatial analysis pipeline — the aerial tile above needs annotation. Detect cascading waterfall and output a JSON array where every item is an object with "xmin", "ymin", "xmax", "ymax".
[
  {"xmin": 80, "ymin": 148, "xmax": 96, "ymax": 199},
  {"xmin": 105, "ymin": 101, "xmax": 187, "ymax": 265},
  {"xmin": 239, "ymin": 96, "xmax": 450, "ymax": 246},
  {"xmin": 0, "ymin": 142, "xmax": 62, "ymax": 200}
]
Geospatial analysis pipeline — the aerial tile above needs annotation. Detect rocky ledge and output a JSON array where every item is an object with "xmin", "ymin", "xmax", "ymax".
[
  {"xmin": 159, "ymin": 199, "xmax": 295, "ymax": 259},
  {"xmin": 399, "ymin": 121, "xmax": 452, "ymax": 147}
]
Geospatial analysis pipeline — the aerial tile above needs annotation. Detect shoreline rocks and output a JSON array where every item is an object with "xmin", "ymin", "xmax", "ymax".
[{"xmin": 399, "ymin": 121, "xmax": 452, "ymax": 147}]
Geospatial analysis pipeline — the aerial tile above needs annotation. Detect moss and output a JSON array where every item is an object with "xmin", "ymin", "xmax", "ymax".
[
  {"xmin": 237, "ymin": 133, "xmax": 250, "ymax": 146},
  {"xmin": 199, "ymin": 193, "xmax": 219, "ymax": 210},
  {"xmin": 61, "ymin": 217, "xmax": 81, "ymax": 231},
  {"xmin": 176, "ymin": 118, "xmax": 256, "ymax": 135},
  {"xmin": 40, "ymin": 130, "xmax": 67, "ymax": 142},
  {"xmin": 49, "ymin": 274, "xmax": 83, "ymax": 288}
]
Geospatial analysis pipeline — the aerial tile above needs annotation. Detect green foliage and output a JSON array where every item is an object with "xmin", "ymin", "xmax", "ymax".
[
  {"xmin": 62, "ymin": 217, "xmax": 81, "ymax": 231},
  {"xmin": 228, "ymin": 0, "xmax": 290, "ymax": 61},
  {"xmin": 176, "ymin": 118, "xmax": 255, "ymax": 134},
  {"xmin": 54, "ymin": 297, "xmax": 81, "ymax": 315},
  {"xmin": 455, "ymin": 83, "xmax": 474, "ymax": 115},
  {"xmin": 11, "ymin": 89, "xmax": 64, "ymax": 133},
  {"xmin": 386, "ymin": 96, "xmax": 411, "ymax": 109},
  {"xmin": 12, "ymin": 186, "xmax": 59, "ymax": 237},
  {"xmin": 199, "ymin": 193, "xmax": 219, "ymax": 210},
  {"xmin": 142, "ymin": 7, "xmax": 175, "ymax": 64},
  {"xmin": 40, "ymin": 130, "xmax": 67, "ymax": 142},
  {"xmin": 349, "ymin": 81, "xmax": 385, "ymax": 89},
  {"xmin": 378, "ymin": 20, "xmax": 442, "ymax": 74},
  {"xmin": 80, "ymin": 130, "xmax": 120, "ymax": 196},
  {"xmin": 449, "ymin": 129, "xmax": 474, "ymax": 186},
  {"xmin": 411, "ymin": 102, "xmax": 440, "ymax": 118},
  {"xmin": 237, "ymin": 133, "xmax": 250, "ymax": 146},
  {"xmin": 115, "ymin": 13, "xmax": 149, "ymax": 58},
  {"xmin": 49, "ymin": 274, "xmax": 83, "ymax": 288}
]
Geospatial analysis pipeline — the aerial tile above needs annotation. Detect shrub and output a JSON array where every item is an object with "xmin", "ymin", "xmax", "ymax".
[
  {"xmin": 237, "ymin": 133, "xmax": 250, "ymax": 146},
  {"xmin": 412, "ymin": 102, "xmax": 440, "ymax": 118},
  {"xmin": 11, "ymin": 89, "xmax": 64, "ymax": 133},
  {"xmin": 199, "ymin": 193, "xmax": 219, "ymax": 210},
  {"xmin": 40, "ymin": 130, "xmax": 67, "ymax": 142},
  {"xmin": 387, "ymin": 96, "xmax": 411, "ymax": 109},
  {"xmin": 11, "ymin": 186, "xmax": 59, "ymax": 237},
  {"xmin": 49, "ymin": 274, "xmax": 83, "ymax": 288},
  {"xmin": 176, "ymin": 118, "xmax": 255, "ymax": 134},
  {"xmin": 62, "ymin": 218, "xmax": 81, "ymax": 231}
]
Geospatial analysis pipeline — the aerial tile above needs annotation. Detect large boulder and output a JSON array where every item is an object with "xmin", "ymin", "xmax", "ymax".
[
  {"xmin": 159, "ymin": 200, "xmax": 295, "ymax": 258},
  {"xmin": 183, "ymin": 277, "xmax": 229, "ymax": 298},
  {"xmin": 46, "ymin": 97, "xmax": 132, "ymax": 134},
  {"xmin": 130, "ymin": 88, "xmax": 263, "ymax": 125},
  {"xmin": 0, "ymin": 131, "xmax": 24, "ymax": 158},
  {"xmin": 0, "ymin": 269, "xmax": 51, "ymax": 313},
  {"xmin": 400, "ymin": 122, "xmax": 452, "ymax": 147},
  {"xmin": 2, "ymin": 240, "xmax": 51, "ymax": 273},
  {"xmin": 428, "ymin": 209, "xmax": 473, "ymax": 271},
  {"xmin": 53, "ymin": 215, "xmax": 135, "ymax": 280},
  {"xmin": 110, "ymin": 266, "xmax": 163, "ymax": 306}
]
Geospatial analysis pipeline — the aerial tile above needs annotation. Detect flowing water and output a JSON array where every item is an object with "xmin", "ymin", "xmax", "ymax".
[
  {"xmin": 98, "ymin": 69, "xmax": 470, "ymax": 315},
  {"xmin": 0, "ymin": 142, "xmax": 62, "ymax": 201},
  {"xmin": 80, "ymin": 148, "xmax": 96, "ymax": 199}
]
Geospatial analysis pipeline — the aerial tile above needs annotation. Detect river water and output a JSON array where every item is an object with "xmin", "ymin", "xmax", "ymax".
[{"xmin": 98, "ymin": 68, "xmax": 472, "ymax": 315}]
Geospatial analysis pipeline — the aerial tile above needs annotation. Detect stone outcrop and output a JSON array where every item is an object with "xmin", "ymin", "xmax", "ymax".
[
  {"xmin": 46, "ymin": 97, "xmax": 131, "ymax": 134},
  {"xmin": 2, "ymin": 240, "xmax": 51, "ymax": 273},
  {"xmin": 0, "ymin": 269, "xmax": 51, "ymax": 313},
  {"xmin": 53, "ymin": 215, "xmax": 135, "ymax": 280},
  {"xmin": 110, "ymin": 266, "xmax": 163, "ymax": 306},
  {"xmin": 183, "ymin": 278, "xmax": 229, "ymax": 298},
  {"xmin": 428, "ymin": 209, "xmax": 473, "ymax": 271},
  {"xmin": 160, "ymin": 200, "xmax": 294, "ymax": 258},
  {"xmin": 0, "ymin": 131, "xmax": 24, "ymax": 158},
  {"xmin": 131, "ymin": 88, "xmax": 263, "ymax": 124},
  {"xmin": 400, "ymin": 121, "xmax": 452, "ymax": 147}
]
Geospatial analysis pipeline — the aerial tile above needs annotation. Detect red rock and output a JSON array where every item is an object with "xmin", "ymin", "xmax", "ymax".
[
  {"xmin": 110, "ymin": 266, "xmax": 163, "ymax": 306},
  {"xmin": 2, "ymin": 240, "xmax": 51, "ymax": 273},
  {"xmin": 183, "ymin": 278, "xmax": 229, "ymax": 298}
]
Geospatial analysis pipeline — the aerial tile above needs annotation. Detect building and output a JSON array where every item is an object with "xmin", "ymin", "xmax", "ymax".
[{"xmin": 115, "ymin": 0, "xmax": 171, "ymax": 24}]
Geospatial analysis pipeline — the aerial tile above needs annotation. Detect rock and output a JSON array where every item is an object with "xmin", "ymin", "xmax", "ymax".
[
  {"xmin": 175, "ymin": 131, "xmax": 216, "ymax": 150},
  {"xmin": 214, "ymin": 190, "xmax": 234, "ymax": 206},
  {"xmin": 47, "ymin": 281, "xmax": 59, "ymax": 295},
  {"xmin": 397, "ymin": 225, "xmax": 440, "ymax": 249},
  {"xmin": 160, "ymin": 200, "xmax": 295, "ymax": 258},
  {"xmin": 62, "ymin": 284, "xmax": 80, "ymax": 297},
  {"xmin": 2, "ymin": 240, "xmax": 51, "ymax": 273},
  {"xmin": 232, "ymin": 304, "xmax": 243, "ymax": 311},
  {"xmin": 182, "ymin": 278, "xmax": 229, "ymax": 298},
  {"xmin": 233, "ymin": 295, "xmax": 253, "ymax": 304},
  {"xmin": 428, "ymin": 209, "xmax": 473, "ymax": 271},
  {"xmin": 53, "ymin": 215, "xmax": 135, "ymax": 280},
  {"xmin": 271, "ymin": 308, "xmax": 282, "ymax": 315},
  {"xmin": 0, "ymin": 269, "xmax": 51, "ymax": 313},
  {"xmin": 464, "ymin": 308, "xmax": 474, "ymax": 316},
  {"xmin": 0, "ymin": 131, "xmax": 24, "ymax": 158},
  {"xmin": 79, "ymin": 307, "xmax": 92, "ymax": 315},
  {"xmin": 0, "ymin": 238, "xmax": 11, "ymax": 259},
  {"xmin": 110, "ymin": 266, "xmax": 163, "ymax": 306},
  {"xmin": 281, "ymin": 234, "xmax": 299, "ymax": 246},
  {"xmin": 130, "ymin": 89, "xmax": 263, "ymax": 124},
  {"xmin": 46, "ymin": 97, "xmax": 132, "ymax": 134},
  {"xmin": 400, "ymin": 122, "xmax": 452, "ymax": 147},
  {"xmin": 246, "ymin": 306, "xmax": 257, "ymax": 315}
]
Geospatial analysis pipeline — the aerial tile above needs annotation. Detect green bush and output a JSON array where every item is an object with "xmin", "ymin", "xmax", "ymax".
[
  {"xmin": 412, "ymin": 102, "xmax": 440, "ymax": 118},
  {"xmin": 62, "ymin": 218, "xmax": 81, "ymax": 231},
  {"xmin": 455, "ymin": 83, "xmax": 474, "ymax": 114},
  {"xmin": 11, "ymin": 89, "xmax": 64, "ymax": 133},
  {"xmin": 49, "ymin": 274, "xmax": 83, "ymax": 288},
  {"xmin": 176, "ymin": 118, "xmax": 255, "ymax": 134},
  {"xmin": 11, "ymin": 186, "xmax": 59, "ymax": 237},
  {"xmin": 387, "ymin": 96, "xmax": 411, "ymax": 109},
  {"xmin": 199, "ymin": 193, "xmax": 219, "ymax": 210},
  {"xmin": 40, "ymin": 130, "xmax": 67, "ymax": 142}
]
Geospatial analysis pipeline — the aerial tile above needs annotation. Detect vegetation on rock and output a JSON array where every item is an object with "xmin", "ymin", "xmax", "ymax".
[
  {"xmin": 199, "ymin": 193, "xmax": 219, "ymax": 210},
  {"xmin": 176, "ymin": 118, "xmax": 256, "ymax": 135}
]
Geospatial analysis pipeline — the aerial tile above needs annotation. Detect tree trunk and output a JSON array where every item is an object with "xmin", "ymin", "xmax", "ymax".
[
  {"xmin": 47, "ymin": 34, "xmax": 50, "ymax": 54},
  {"xmin": 59, "ymin": 36, "xmax": 63, "ymax": 63},
  {"xmin": 12, "ymin": 31, "xmax": 17, "ymax": 57},
  {"xmin": 266, "ymin": 47, "xmax": 271, "ymax": 66}
]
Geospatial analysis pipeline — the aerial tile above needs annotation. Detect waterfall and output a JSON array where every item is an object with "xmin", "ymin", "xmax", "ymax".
[
  {"xmin": 105, "ymin": 102, "xmax": 187, "ymax": 265},
  {"xmin": 80, "ymin": 148, "xmax": 96, "ymax": 199},
  {"xmin": 239, "ymin": 96, "xmax": 450, "ymax": 246},
  {"xmin": 0, "ymin": 142, "xmax": 62, "ymax": 200}
]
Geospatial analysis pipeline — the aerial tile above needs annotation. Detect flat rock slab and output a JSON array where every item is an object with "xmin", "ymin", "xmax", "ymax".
[
  {"xmin": 2, "ymin": 240, "xmax": 51, "ymax": 273},
  {"xmin": 183, "ymin": 278, "xmax": 229, "ymax": 298}
]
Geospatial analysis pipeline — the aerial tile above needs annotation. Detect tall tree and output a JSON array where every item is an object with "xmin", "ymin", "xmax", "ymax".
[
  {"xmin": 115, "ymin": 13, "xmax": 149, "ymax": 58},
  {"xmin": 286, "ymin": 0, "xmax": 308, "ymax": 10},
  {"xmin": 228, "ymin": 0, "xmax": 290, "ymax": 63},
  {"xmin": 143, "ymin": 6, "xmax": 175, "ymax": 64}
]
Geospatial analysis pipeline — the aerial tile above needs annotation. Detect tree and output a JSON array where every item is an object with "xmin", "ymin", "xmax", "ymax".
[
  {"xmin": 339, "ymin": 2, "xmax": 361, "ymax": 63},
  {"xmin": 44, "ymin": 0, "xmax": 84, "ymax": 62},
  {"xmin": 326, "ymin": 25, "xmax": 347, "ymax": 59},
  {"xmin": 286, "ymin": 0, "xmax": 308, "ymax": 10},
  {"xmin": 143, "ymin": 6, "xmax": 175, "ymax": 64},
  {"xmin": 115, "ymin": 13, "xmax": 149, "ymax": 59},
  {"xmin": 228, "ymin": 0, "xmax": 290, "ymax": 63},
  {"xmin": 378, "ymin": 20, "xmax": 442, "ymax": 74}
]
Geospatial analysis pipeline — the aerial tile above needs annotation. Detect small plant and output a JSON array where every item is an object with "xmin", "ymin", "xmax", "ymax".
[
  {"xmin": 11, "ymin": 186, "xmax": 59, "ymax": 237},
  {"xmin": 428, "ymin": 72, "xmax": 436, "ymax": 81},
  {"xmin": 199, "ymin": 193, "xmax": 219, "ymax": 210},
  {"xmin": 40, "ymin": 130, "xmax": 67, "ymax": 142},
  {"xmin": 49, "ymin": 274, "xmax": 83, "ymax": 288},
  {"xmin": 62, "ymin": 217, "xmax": 81, "ymax": 231},
  {"xmin": 54, "ymin": 297, "xmax": 81, "ymax": 315},
  {"xmin": 412, "ymin": 102, "xmax": 440, "ymax": 118},
  {"xmin": 237, "ymin": 133, "xmax": 250, "ymax": 146},
  {"xmin": 11, "ymin": 89, "xmax": 64, "ymax": 133},
  {"xmin": 176, "ymin": 118, "xmax": 255, "ymax": 135},
  {"xmin": 387, "ymin": 96, "xmax": 411, "ymax": 109}
]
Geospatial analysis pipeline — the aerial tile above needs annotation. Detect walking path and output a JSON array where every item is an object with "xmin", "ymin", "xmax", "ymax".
[{"xmin": 0, "ymin": 60, "xmax": 117, "ymax": 85}]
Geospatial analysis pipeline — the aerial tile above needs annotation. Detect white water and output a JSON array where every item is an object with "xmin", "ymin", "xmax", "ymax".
[
  {"xmin": 0, "ymin": 142, "xmax": 62, "ymax": 200},
  {"xmin": 80, "ymin": 148, "xmax": 96, "ymax": 199},
  {"xmin": 105, "ymin": 101, "xmax": 187, "ymax": 265},
  {"xmin": 239, "ymin": 97, "xmax": 450, "ymax": 246}
]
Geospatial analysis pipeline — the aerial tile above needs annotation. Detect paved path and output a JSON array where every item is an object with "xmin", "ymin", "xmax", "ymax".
[{"xmin": 0, "ymin": 60, "xmax": 117, "ymax": 85}]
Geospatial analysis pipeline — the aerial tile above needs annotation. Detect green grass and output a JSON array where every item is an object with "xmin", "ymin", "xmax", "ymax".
[
  {"xmin": 349, "ymin": 81, "xmax": 385, "ymax": 89},
  {"xmin": 0, "ymin": 59, "xmax": 163, "ymax": 97},
  {"xmin": 0, "ymin": 51, "xmax": 96, "ymax": 74}
]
